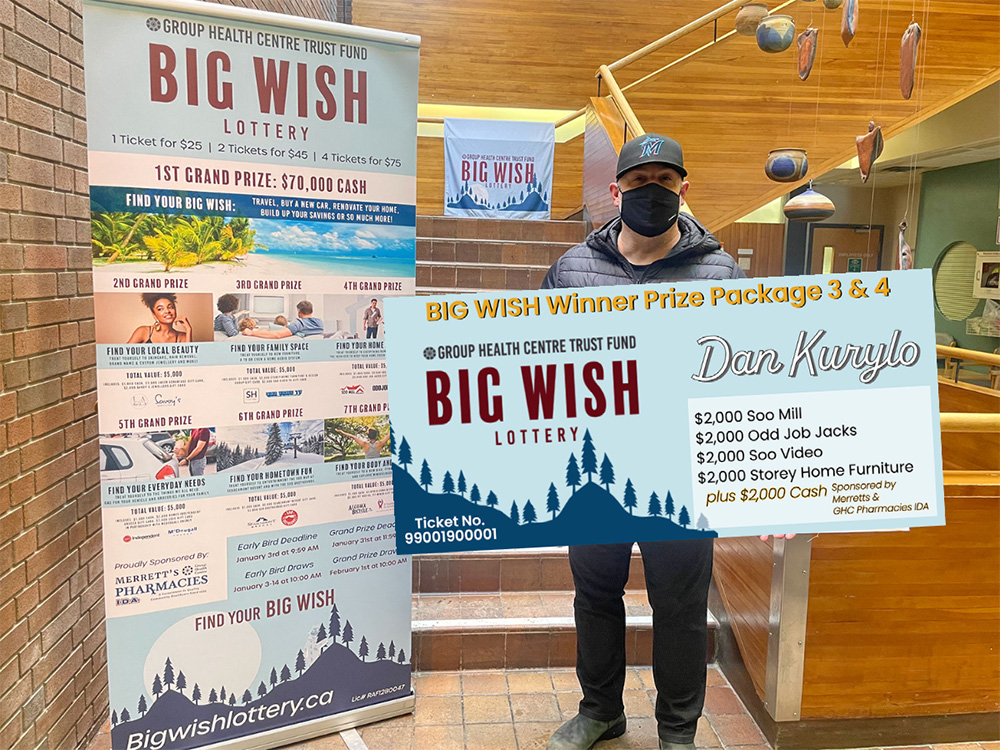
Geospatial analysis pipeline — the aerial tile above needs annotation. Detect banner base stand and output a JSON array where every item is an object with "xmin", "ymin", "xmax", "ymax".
[{"xmin": 199, "ymin": 694, "xmax": 416, "ymax": 750}]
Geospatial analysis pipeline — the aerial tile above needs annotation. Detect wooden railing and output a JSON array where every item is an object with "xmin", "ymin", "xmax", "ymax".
[{"xmin": 936, "ymin": 345, "xmax": 1000, "ymax": 487}]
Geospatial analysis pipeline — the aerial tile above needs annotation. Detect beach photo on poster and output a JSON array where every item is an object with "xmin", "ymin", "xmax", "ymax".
[
  {"xmin": 92, "ymin": 211, "xmax": 414, "ymax": 278},
  {"xmin": 92, "ymin": 213, "xmax": 263, "ymax": 271},
  {"xmin": 95, "ymin": 292, "xmax": 214, "ymax": 345},
  {"xmin": 215, "ymin": 420, "xmax": 325, "ymax": 474}
]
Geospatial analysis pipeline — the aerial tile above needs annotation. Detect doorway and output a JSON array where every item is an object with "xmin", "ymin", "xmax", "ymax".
[{"xmin": 807, "ymin": 224, "xmax": 885, "ymax": 274}]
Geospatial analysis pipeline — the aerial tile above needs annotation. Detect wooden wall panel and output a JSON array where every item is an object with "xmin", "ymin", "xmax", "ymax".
[
  {"xmin": 358, "ymin": 0, "xmax": 1000, "ymax": 228},
  {"xmin": 354, "ymin": 0, "xmax": 717, "ymax": 109},
  {"xmin": 712, "ymin": 537, "xmax": 773, "ymax": 700},
  {"xmin": 938, "ymin": 380, "xmax": 1000, "ymax": 471},
  {"xmin": 416, "ymin": 136, "xmax": 583, "ymax": 218},
  {"xmin": 800, "ymin": 493, "xmax": 1000, "ymax": 719},
  {"xmin": 713, "ymin": 223, "xmax": 786, "ymax": 278}
]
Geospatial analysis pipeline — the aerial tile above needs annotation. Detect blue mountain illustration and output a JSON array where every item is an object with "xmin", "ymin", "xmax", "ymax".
[
  {"xmin": 502, "ymin": 189, "xmax": 548, "ymax": 213},
  {"xmin": 393, "ymin": 464, "xmax": 715, "ymax": 553},
  {"xmin": 111, "ymin": 640, "xmax": 409, "ymax": 749},
  {"xmin": 446, "ymin": 178, "xmax": 549, "ymax": 213},
  {"xmin": 446, "ymin": 190, "xmax": 492, "ymax": 210}
]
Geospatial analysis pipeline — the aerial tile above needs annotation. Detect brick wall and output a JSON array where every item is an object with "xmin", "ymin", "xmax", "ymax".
[
  {"xmin": 0, "ymin": 0, "xmax": 105, "ymax": 747},
  {"xmin": 0, "ymin": 0, "xmax": 337, "ymax": 748}
]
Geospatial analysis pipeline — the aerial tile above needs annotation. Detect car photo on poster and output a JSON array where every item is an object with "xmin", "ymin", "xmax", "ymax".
[
  {"xmin": 100, "ymin": 429, "xmax": 218, "ymax": 482},
  {"xmin": 99, "ymin": 437, "xmax": 179, "ymax": 482}
]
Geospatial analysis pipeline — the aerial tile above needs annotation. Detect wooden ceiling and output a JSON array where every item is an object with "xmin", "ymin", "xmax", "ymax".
[{"xmin": 355, "ymin": 0, "xmax": 1000, "ymax": 226}]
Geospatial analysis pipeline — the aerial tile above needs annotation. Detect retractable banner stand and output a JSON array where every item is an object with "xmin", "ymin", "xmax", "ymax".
[
  {"xmin": 83, "ymin": 1, "xmax": 418, "ymax": 747},
  {"xmin": 444, "ymin": 119, "xmax": 555, "ymax": 219}
]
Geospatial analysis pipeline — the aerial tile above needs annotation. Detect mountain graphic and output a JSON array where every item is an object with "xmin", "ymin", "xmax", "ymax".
[
  {"xmin": 393, "ymin": 464, "xmax": 714, "ymax": 552},
  {"xmin": 501, "ymin": 189, "xmax": 548, "ymax": 213},
  {"xmin": 446, "ymin": 191, "xmax": 492, "ymax": 210},
  {"xmin": 111, "ymin": 641, "xmax": 410, "ymax": 750},
  {"xmin": 447, "ymin": 179, "xmax": 549, "ymax": 213}
]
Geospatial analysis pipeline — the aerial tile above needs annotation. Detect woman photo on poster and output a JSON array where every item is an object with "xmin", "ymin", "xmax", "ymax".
[
  {"xmin": 127, "ymin": 293, "xmax": 193, "ymax": 344},
  {"xmin": 335, "ymin": 427, "xmax": 390, "ymax": 459}
]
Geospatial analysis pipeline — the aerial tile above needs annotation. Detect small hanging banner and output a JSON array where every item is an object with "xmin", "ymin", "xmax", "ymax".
[{"xmin": 444, "ymin": 119, "xmax": 555, "ymax": 219}]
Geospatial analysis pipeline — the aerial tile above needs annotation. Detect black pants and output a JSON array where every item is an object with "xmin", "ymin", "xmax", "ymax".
[{"xmin": 569, "ymin": 539, "xmax": 714, "ymax": 744}]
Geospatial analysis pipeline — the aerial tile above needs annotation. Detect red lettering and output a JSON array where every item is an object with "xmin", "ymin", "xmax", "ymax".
[
  {"xmin": 494, "ymin": 162, "xmax": 509, "ymax": 182},
  {"xmin": 149, "ymin": 44, "xmax": 178, "ymax": 103},
  {"xmin": 426, "ymin": 371, "xmax": 451, "ymax": 426},
  {"xmin": 564, "ymin": 363, "xmax": 577, "ymax": 418},
  {"xmin": 315, "ymin": 66, "xmax": 336, "ymax": 120},
  {"xmin": 478, "ymin": 368, "xmax": 503, "ymax": 423},
  {"xmin": 185, "ymin": 48, "xmax": 198, "ymax": 105},
  {"xmin": 344, "ymin": 69, "xmax": 367, "ymax": 123},
  {"xmin": 254, "ymin": 57, "xmax": 290, "ymax": 115},
  {"xmin": 461, "ymin": 160, "xmax": 471, "ymax": 182},
  {"xmin": 457, "ymin": 370, "xmax": 471, "ymax": 424},
  {"xmin": 207, "ymin": 51, "xmax": 233, "ymax": 109},
  {"xmin": 520, "ymin": 364, "xmax": 557, "ymax": 420},
  {"xmin": 297, "ymin": 62, "xmax": 309, "ymax": 117},
  {"xmin": 526, "ymin": 161, "xmax": 535, "ymax": 185},
  {"xmin": 613, "ymin": 360, "xmax": 639, "ymax": 415},
  {"xmin": 583, "ymin": 362, "xmax": 605, "ymax": 417}
]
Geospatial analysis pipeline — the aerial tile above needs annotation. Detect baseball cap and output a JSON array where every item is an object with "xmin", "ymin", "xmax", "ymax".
[{"xmin": 616, "ymin": 133, "xmax": 687, "ymax": 179}]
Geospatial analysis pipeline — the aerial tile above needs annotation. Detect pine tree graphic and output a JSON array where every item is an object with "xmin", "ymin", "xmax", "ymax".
[
  {"xmin": 547, "ymin": 483, "xmax": 560, "ymax": 519},
  {"xmin": 265, "ymin": 423, "xmax": 284, "ymax": 465}
]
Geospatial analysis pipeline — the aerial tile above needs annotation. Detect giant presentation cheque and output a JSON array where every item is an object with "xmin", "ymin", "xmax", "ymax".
[{"xmin": 386, "ymin": 270, "xmax": 944, "ymax": 554}]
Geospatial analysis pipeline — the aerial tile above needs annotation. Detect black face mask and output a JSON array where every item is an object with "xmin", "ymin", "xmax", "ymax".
[{"xmin": 619, "ymin": 183, "xmax": 680, "ymax": 237}]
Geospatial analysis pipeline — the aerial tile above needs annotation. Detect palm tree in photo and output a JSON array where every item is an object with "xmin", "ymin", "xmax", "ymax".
[{"xmin": 143, "ymin": 230, "xmax": 197, "ymax": 271}]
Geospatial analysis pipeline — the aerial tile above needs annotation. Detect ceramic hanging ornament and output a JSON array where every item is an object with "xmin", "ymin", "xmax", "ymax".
[
  {"xmin": 823, "ymin": 0, "xmax": 842, "ymax": 8},
  {"xmin": 757, "ymin": 15, "xmax": 796, "ymax": 53},
  {"xmin": 783, "ymin": 182, "xmax": 836, "ymax": 221},
  {"xmin": 855, "ymin": 120, "xmax": 884, "ymax": 182},
  {"xmin": 735, "ymin": 3, "xmax": 768, "ymax": 35},
  {"xmin": 841, "ymin": 0, "xmax": 858, "ymax": 46},
  {"xmin": 897, "ymin": 221, "xmax": 914, "ymax": 270},
  {"xmin": 900, "ymin": 22, "xmax": 922, "ymax": 99},
  {"xmin": 765, "ymin": 148, "xmax": 808, "ymax": 181},
  {"xmin": 797, "ymin": 27, "xmax": 818, "ymax": 80}
]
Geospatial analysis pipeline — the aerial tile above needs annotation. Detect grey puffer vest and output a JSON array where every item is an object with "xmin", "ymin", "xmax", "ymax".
[{"xmin": 541, "ymin": 214, "xmax": 744, "ymax": 289}]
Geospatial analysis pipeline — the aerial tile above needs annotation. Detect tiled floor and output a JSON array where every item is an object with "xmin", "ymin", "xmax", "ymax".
[{"xmin": 86, "ymin": 666, "xmax": 1000, "ymax": 750}]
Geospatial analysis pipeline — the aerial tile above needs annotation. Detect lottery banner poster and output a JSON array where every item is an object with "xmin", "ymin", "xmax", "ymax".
[
  {"xmin": 82, "ymin": 0, "xmax": 418, "ymax": 747},
  {"xmin": 385, "ymin": 271, "xmax": 945, "ymax": 555}
]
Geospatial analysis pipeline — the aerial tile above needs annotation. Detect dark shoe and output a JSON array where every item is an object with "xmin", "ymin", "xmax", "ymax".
[
  {"xmin": 659, "ymin": 742, "xmax": 696, "ymax": 750},
  {"xmin": 547, "ymin": 713, "xmax": 626, "ymax": 749}
]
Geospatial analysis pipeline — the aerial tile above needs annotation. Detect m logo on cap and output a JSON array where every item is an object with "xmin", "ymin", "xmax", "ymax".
[{"xmin": 639, "ymin": 136, "xmax": 665, "ymax": 157}]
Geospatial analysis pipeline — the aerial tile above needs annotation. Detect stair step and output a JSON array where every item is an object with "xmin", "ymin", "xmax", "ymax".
[
  {"xmin": 409, "ymin": 591, "xmax": 718, "ymax": 671},
  {"xmin": 412, "ymin": 547, "xmax": 649, "ymax": 594},
  {"xmin": 416, "ymin": 238, "xmax": 571, "ymax": 267},
  {"xmin": 417, "ymin": 215, "xmax": 588, "ymax": 245},
  {"xmin": 417, "ymin": 263, "xmax": 551, "ymax": 292}
]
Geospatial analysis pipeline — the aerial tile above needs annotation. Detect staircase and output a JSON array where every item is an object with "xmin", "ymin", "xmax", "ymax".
[
  {"xmin": 415, "ymin": 216, "xmax": 588, "ymax": 294},
  {"xmin": 409, "ymin": 547, "xmax": 718, "ymax": 671}
]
